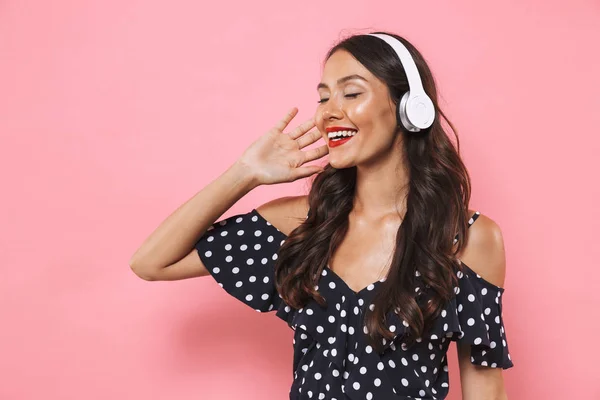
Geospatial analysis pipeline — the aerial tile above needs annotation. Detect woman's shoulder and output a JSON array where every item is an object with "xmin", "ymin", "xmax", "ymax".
[
  {"xmin": 457, "ymin": 210, "xmax": 507, "ymax": 289},
  {"xmin": 255, "ymin": 195, "xmax": 310, "ymax": 236}
]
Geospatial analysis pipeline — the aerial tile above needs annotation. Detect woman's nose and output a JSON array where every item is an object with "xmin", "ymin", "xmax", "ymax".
[{"xmin": 322, "ymin": 100, "xmax": 343, "ymax": 120}]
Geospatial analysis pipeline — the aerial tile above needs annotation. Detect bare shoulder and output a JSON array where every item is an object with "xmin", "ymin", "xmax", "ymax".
[
  {"xmin": 255, "ymin": 195, "xmax": 309, "ymax": 236},
  {"xmin": 457, "ymin": 210, "xmax": 507, "ymax": 288}
]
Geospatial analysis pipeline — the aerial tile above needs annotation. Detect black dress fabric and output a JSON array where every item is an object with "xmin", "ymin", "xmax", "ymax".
[{"xmin": 195, "ymin": 209, "xmax": 513, "ymax": 399}]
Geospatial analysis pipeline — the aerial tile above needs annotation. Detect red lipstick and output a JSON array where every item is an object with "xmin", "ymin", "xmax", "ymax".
[{"xmin": 326, "ymin": 126, "xmax": 358, "ymax": 148}]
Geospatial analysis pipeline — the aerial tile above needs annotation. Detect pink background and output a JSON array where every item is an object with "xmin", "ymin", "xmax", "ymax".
[{"xmin": 1, "ymin": 0, "xmax": 598, "ymax": 399}]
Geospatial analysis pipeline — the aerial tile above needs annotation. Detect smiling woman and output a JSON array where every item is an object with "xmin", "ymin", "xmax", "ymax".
[{"xmin": 130, "ymin": 31, "xmax": 513, "ymax": 400}]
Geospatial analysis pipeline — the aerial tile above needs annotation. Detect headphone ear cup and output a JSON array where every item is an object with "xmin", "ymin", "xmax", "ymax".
[{"xmin": 405, "ymin": 93, "xmax": 435, "ymax": 131}]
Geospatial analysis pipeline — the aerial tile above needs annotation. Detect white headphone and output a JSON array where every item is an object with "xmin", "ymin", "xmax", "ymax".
[{"xmin": 367, "ymin": 33, "xmax": 436, "ymax": 132}]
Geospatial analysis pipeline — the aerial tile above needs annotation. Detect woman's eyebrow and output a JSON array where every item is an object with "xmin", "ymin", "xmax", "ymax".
[{"xmin": 316, "ymin": 74, "xmax": 368, "ymax": 90}]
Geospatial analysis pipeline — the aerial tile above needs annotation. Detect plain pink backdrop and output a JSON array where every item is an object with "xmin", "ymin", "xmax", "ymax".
[{"xmin": 1, "ymin": 0, "xmax": 599, "ymax": 399}]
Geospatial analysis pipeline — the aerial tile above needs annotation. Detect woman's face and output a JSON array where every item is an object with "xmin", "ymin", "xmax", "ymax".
[{"xmin": 315, "ymin": 49, "xmax": 400, "ymax": 168}]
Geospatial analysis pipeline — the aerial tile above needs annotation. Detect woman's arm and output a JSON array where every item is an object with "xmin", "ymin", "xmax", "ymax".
[
  {"xmin": 128, "ymin": 161, "xmax": 258, "ymax": 281},
  {"xmin": 456, "ymin": 214, "xmax": 509, "ymax": 399},
  {"xmin": 128, "ymin": 107, "xmax": 326, "ymax": 281},
  {"xmin": 458, "ymin": 341, "xmax": 508, "ymax": 400}
]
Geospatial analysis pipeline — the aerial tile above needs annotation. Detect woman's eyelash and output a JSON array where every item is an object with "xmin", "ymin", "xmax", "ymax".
[{"xmin": 317, "ymin": 93, "xmax": 362, "ymax": 104}]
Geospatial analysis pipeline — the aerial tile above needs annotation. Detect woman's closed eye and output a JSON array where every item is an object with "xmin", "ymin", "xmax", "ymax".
[{"xmin": 317, "ymin": 93, "xmax": 362, "ymax": 104}]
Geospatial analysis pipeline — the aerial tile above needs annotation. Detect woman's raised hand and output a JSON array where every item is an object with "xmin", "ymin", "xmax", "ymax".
[{"xmin": 237, "ymin": 107, "xmax": 329, "ymax": 186}]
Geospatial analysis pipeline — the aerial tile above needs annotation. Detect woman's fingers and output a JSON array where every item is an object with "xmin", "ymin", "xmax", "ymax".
[
  {"xmin": 302, "ymin": 144, "xmax": 329, "ymax": 163},
  {"xmin": 274, "ymin": 107, "xmax": 299, "ymax": 132},
  {"xmin": 288, "ymin": 117, "xmax": 316, "ymax": 140},
  {"xmin": 295, "ymin": 128, "xmax": 323, "ymax": 149}
]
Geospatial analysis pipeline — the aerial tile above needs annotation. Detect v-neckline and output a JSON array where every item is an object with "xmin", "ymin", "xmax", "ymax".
[{"xmin": 324, "ymin": 264, "xmax": 384, "ymax": 296}]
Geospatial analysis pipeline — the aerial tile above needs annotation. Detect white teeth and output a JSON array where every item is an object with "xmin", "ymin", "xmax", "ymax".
[{"xmin": 327, "ymin": 130, "xmax": 357, "ymax": 139}]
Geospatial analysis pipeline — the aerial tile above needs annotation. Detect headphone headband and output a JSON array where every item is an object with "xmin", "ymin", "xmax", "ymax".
[{"xmin": 367, "ymin": 33, "xmax": 435, "ymax": 132}]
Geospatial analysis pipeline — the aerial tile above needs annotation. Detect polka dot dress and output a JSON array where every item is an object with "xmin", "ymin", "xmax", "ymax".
[{"xmin": 195, "ymin": 209, "xmax": 513, "ymax": 399}]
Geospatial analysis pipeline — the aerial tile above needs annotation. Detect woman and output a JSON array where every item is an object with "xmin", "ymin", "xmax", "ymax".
[{"xmin": 130, "ymin": 31, "xmax": 513, "ymax": 399}]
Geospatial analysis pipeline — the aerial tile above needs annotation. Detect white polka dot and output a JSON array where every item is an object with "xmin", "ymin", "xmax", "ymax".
[
  {"xmin": 374, "ymin": 378, "xmax": 381, "ymax": 387},
  {"xmin": 468, "ymin": 294, "xmax": 476, "ymax": 302},
  {"xmin": 306, "ymin": 309, "xmax": 314, "ymax": 315},
  {"xmin": 352, "ymin": 382, "xmax": 360, "ymax": 390},
  {"xmin": 467, "ymin": 318, "xmax": 475, "ymax": 326},
  {"xmin": 212, "ymin": 267, "xmax": 220, "ymax": 274},
  {"xmin": 314, "ymin": 372, "xmax": 322, "ymax": 380},
  {"xmin": 366, "ymin": 393, "xmax": 373, "ymax": 400},
  {"xmin": 261, "ymin": 293, "xmax": 269, "ymax": 300},
  {"xmin": 328, "ymin": 316, "xmax": 335, "ymax": 323},
  {"xmin": 245, "ymin": 294, "xmax": 253, "ymax": 301},
  {"xmin": 388, "ymin": 360, "xmax": 396, "ymax": 368},
  {"xmin": 401, "ymin": 378, "xmax": 408, "ymax": 387},
  {"xmin": 329, "ymin": 282, "xmax": 336, "ymax": 289},
  {"xmin": 377, "ymin": 362, "xmax": 384, "ymax": 370},
  {"xmin": 316, "ymin": 326, "xmax": 324, "ymax": 333},
  {"xmin": 365, "ymin": 345, "xmax": 373, "ymax": 354},
  {"xmin": 360, "ymin": 366, "xmax": 367, "ymax": 374}
]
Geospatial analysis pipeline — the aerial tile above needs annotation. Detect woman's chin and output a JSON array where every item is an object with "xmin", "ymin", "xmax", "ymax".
[{"xmin": 328, "ymin": 157, "xmax": 357, "ymax": 170}]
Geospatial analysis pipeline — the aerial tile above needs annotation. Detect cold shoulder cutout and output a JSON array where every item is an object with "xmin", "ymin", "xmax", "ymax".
[{"xmin": 194, "ymin": 209, "xmax": 513, "ymax": 399}]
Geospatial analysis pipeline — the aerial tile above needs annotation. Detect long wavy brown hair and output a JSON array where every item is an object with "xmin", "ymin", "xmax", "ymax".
[{"xmin": 273, "ymin": 31, "xmax": 472, "ymax": 353}]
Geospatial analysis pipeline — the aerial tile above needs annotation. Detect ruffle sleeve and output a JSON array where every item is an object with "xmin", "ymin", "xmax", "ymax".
[
  {"xmin": 427, "ymin": 262, "xmax": 514, "ymax": 369},
  {"xmin": 194, "ymin": 208, "xmax": 287, "ymax": 313}
]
